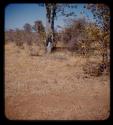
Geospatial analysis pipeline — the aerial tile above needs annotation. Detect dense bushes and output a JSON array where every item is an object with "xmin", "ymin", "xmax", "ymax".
[{"xmin": 58, "ymin": 18, "xmax": 97, "ymax": 56}]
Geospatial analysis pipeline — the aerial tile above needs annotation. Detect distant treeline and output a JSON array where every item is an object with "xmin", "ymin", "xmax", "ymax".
[{"xmin": 5, "ymin": 17, "xmax": 110, "ymax": 65}]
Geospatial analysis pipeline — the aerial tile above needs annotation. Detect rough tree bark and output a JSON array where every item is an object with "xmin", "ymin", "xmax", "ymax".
[{"xmin": 45, "ymin": 4, "xmax": 56, "ymax": 53}]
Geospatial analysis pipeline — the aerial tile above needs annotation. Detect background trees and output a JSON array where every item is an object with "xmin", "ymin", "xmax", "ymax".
[
  {"xmin": 86, "ymin": 4, "xmax": 110, "ymax": 66},
  {"xmin": 33, "ymin": 20, "xmax": 45, "ymax": 47},
  {"xmin": 5, "ymin": 29, "xmax": 15, "ymax": 43},
  {"xmin": 23, "ymin": 23, "xmax": 32, "ymax": 46},
  {"xmin": 58, "ymin": 18, "xmax": 96, "ymax": 56},
  {"xmin": 5, "ymin": 20, "xmax": 45, "ymax": 49},
  {"xmin": 5, "ymin": 4, "xmax": 110, "ymax": 76},
  {"xmin": 14, "ymin": 28, "xmax": 24, "ymax": 48}
]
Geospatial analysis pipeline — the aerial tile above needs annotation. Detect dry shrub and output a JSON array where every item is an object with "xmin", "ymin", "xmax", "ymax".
[
  {"xmin": 52, "ymin": 55, "xmax": 67, "ymax": 61},
  {"xmin": 28, "ymin": 43, "xmax": 45, "ymax": 56},
  {"xmin": 83, "ymin": 61, "xmax": 107, "ymax": 77},
  {"xmin": 29, "ymin": 45, "xmax": 39, "ymax": 56},
  {"xmin": 30, "ymin": 51, "xmax": 40, "ymax": 56},
  {"xmin": 103, "ymin": 62, "xmax": 110, "ymax": 75}
]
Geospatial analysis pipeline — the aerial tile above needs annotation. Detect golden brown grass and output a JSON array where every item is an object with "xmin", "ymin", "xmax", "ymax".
[{"xmin": 5, "ymin": 43, "xmax": 110, "ymax": 120}]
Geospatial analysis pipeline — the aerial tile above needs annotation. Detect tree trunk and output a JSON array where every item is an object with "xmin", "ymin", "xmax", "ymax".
[
  {"xmin": 45, "ymin": 17, "xmax": 53, "ymax": 53},
  {"xmin": 45, "ymin": 4, "xmax": 56, "ymax": 53}
]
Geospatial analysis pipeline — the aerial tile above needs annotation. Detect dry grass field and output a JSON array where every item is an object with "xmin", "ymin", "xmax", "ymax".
[{"xmin": 5, "ymin": 43, "xmax": 110, "ymax": 120}]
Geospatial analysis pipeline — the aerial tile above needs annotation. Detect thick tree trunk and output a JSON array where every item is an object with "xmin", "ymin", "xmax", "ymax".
[
  {"xmin": 45, "ymin": 4, "xmax": 56, "ymax": 53},
  {"xmin": 45, "ymin": 20, "xmax": 53, "ymax": 53}
]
